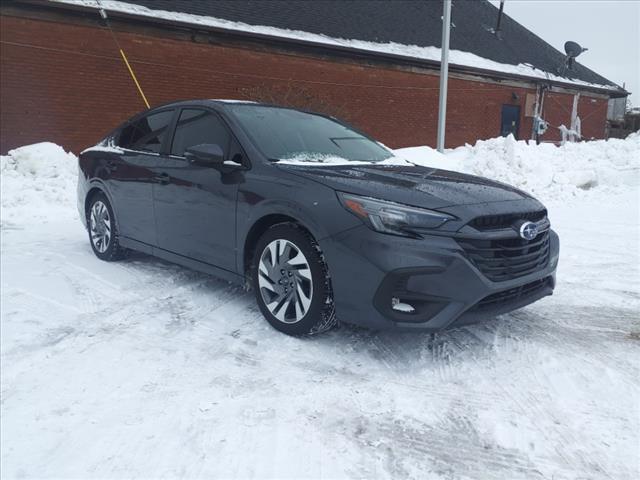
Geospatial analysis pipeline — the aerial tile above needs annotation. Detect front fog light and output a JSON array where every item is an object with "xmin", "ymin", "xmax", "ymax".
[{"xmin": 392, "ymin": 297, "xmax": 416, "ymax": 313}]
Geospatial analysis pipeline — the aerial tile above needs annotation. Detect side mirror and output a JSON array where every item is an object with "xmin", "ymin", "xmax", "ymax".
[{"xmin": 184, "ymin": 144, "xmax": 224, "ymax": 165}]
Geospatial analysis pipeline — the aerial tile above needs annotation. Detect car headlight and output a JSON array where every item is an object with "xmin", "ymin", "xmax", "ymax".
[{"xmin": 337, "ymin": 192, "xmax": 455, "ymax": 237}]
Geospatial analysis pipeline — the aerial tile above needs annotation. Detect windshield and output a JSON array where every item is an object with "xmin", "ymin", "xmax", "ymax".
[{"xmin": 227, "ymin": 105, "xmax": 393, "ymax": 163}]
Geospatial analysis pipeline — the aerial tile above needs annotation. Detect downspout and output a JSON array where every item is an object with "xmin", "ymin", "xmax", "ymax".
[
  {"xmin": 531, "ymin": 85, "xmax": 541, "ymax": 142},
  {"xmin": 570, "ymin": 92, "xmax": 581, "ymax": 141},
  {"xmin": 533, "ymin": 85, "xmax": 547, "ymax": 144}
]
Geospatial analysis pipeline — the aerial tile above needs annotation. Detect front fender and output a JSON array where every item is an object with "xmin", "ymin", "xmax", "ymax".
[{"xmin": 235, "ymin": 173, "xmax": 361, "ymax": 274}]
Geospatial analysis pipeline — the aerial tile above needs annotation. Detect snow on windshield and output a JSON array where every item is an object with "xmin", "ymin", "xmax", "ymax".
[{"xmin": 276, "ymin": 152, "xmax": 412, "ymax": 166}]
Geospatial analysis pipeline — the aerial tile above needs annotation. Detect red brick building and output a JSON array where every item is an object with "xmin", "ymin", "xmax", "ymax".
[{"xmin": 0, "ymin": 0, "xmax": 628, "ymax": 154}]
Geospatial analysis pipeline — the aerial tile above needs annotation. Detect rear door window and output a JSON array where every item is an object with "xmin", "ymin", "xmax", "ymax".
[
  {"xmin": 118, "ymin": 110, "xmax": 174, "ymax": 153},
  {"xmin": 170, "ymin": 109, "xmax": 231, "ymax": 157}
]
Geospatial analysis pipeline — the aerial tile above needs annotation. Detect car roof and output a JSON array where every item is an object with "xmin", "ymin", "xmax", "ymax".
[
  {"xmin": 147, "ymin": 99, "xmax": 270, "ymax": 111},
  {"xmin": 142, "ymin": 99, "xmax": 333, "ymax": 118}
]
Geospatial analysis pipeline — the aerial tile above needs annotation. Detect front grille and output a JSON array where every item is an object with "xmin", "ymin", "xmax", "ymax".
[
  {"xmin": 470, "ymin": 210, "xmax": 547, "ymax": 231},
  {"xmin": 472, "ymin": 277, "xmax": 552, "ymax": 312},
  {"xmin": 458, "ymin": 231, "xmax": 550, "ymax": 281}
]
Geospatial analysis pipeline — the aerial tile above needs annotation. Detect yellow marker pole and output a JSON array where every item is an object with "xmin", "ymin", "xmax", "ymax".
[{"xmin": 119, "ymin": 49, "xmax": 150, "ymax": 109}]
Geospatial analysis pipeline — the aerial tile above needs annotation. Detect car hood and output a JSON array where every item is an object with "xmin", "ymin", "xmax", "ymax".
[{"xmin": 278, "ymin": 163, "xmax": 534, "ymax": 209}]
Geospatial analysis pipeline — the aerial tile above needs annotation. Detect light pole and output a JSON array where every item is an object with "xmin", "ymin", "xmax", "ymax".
[{"xmin": 436, "ymin": 0, "xmax": 452, "ymax": 152}]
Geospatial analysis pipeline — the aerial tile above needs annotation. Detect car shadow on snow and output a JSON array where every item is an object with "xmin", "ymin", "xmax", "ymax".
[{"xmin": 112, "ymin": 250, "xmax": 519, "ymax": 362}]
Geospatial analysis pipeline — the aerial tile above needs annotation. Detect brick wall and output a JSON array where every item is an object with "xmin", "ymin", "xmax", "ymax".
[
  {"xmin": 542, "ymin": 91, "xmax": 608, "ymax": 141},
  {"xmin": 0, "ymin": 13, "xmax": 609, "ymax": 154}
]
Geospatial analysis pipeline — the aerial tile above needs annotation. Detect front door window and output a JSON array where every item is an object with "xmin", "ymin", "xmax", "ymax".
[{"xmin": 170, "ymin": 109, "xmax": 230, "ymax": 157}]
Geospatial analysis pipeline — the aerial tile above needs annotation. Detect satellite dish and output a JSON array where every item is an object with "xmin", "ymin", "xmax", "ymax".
[
  {"xmin": 563, "ymin": 41, "xmax": 588, "ymax": 71},
  {"xmin": 564, "ymin": 41, "xmax": 588, "ymax": 58}
]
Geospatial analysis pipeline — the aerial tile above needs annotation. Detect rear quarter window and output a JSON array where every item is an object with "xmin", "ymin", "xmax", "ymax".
[{"xmin": 118, "ymin": 110, "xmax": 174, "ymax": 153}]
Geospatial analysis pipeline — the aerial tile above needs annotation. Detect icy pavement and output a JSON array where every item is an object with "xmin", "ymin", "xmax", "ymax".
[
  {"xmin": 2, "ymin": 138, "xmax": 639, "ymax": 479},
  {"xmin": 1, "ymin": 184, "xmax": 638, "ymax": 479}
]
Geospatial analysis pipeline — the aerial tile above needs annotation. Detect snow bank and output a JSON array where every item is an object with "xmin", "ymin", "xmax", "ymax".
[
  {"xmin": 394, "ymin": 145, "xmax": 457, "ymax": 171},
  {"xmin": 1, "ymin": 142, "xmax": 78, "ymax": 227},
  {"xmin": 396, "ymin": 133, "xmax": 640, "ymax": 202},
  {"xmin": 1, "ymin": 135, "xmax": 637, "ymax": 229}
]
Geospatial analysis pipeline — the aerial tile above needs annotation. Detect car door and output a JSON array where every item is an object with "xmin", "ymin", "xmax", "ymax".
[
  {"xmin": 151, "ymin": 107, "xmax": 243, "ymax": 272},
  {"xmin": 110, "ymin": 108, "xmax": 175, "ymax": 247}
]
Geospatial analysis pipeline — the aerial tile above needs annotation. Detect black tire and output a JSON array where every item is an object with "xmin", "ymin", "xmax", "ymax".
[
  {"xmin": 252, "ymin": 223, "xmax": 336, "ymax": 335},
  {"xmin": 86, "ymin": 192, "xmax": 127, "ymax": 261}
]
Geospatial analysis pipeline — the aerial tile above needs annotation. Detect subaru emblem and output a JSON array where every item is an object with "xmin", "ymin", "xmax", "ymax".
[{"xmin": 519, "ymin": 221, "xmax": 539, "ymax": 241}]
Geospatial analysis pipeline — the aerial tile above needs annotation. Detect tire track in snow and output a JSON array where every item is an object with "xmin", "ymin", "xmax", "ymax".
[
  {"xmin": 447, "ymin": 327, "xmax": 584, "ymax": 477},
  {"xmin": 448, "ymin": 321, "xmax": 620, "ymax": 479},
  {"xmin": 3, "ymin": 204, "xmax": 639, "ymax": 479}
]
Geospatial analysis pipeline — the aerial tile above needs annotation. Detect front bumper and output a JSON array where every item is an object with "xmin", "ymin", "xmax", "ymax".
[{"xmin": 320, "ymin": 225, "xmax": 559, "ymax": 331}]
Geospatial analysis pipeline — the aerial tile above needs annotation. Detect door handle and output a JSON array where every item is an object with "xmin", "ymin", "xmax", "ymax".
[
  {"xmin": 106, "ymin": 160, "xmax": 118, "ymax": 172},
  {"xmin": 153, "ymin": 172, "xmax": 170, "ymax": 185}
]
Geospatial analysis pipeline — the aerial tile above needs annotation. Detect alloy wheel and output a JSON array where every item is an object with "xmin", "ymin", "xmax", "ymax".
[
  {"xmin": 90, "ymin": 200, "xmax": 112, "ymax": 253},
  {"xmin": 258, "ymin": 239, "xmax": 313, "ymax": 323}
]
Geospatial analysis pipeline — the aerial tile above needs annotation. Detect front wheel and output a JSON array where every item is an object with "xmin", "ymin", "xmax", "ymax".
[{"xmin": 252, "ymin": 223, "xmax": 336, "ymax": 335}]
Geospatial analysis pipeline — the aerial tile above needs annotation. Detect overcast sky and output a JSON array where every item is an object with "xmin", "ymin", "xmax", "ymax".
[{"xmin": 489, "ymin": 0, "xmax": 640, "ymax": 106}]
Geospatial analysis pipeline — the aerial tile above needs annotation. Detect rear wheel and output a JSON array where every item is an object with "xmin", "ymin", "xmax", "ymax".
[
  {"xmin": 252, "ymin": 223, "xmax": 336, "ymax": 335},
  {"xmin": 87, "ymin": 192, "xmax": 126, "ymax": 261}
]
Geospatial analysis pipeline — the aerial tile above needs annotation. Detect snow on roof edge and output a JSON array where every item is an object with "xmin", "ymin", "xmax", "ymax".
[{"xmin": 52, "ymin": 0, "xmax": 624, "ymax": 94}]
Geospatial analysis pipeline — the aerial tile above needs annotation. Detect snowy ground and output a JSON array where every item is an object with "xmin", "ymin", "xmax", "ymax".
[{"xmin": 1, "ymin": 140, "xmax": 639, "ymax": 479}]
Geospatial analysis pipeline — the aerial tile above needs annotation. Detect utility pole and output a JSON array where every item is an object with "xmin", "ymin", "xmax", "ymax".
[{"xmin": 436, "ymin": 0, "xmax": 452, "ymax": 153}]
